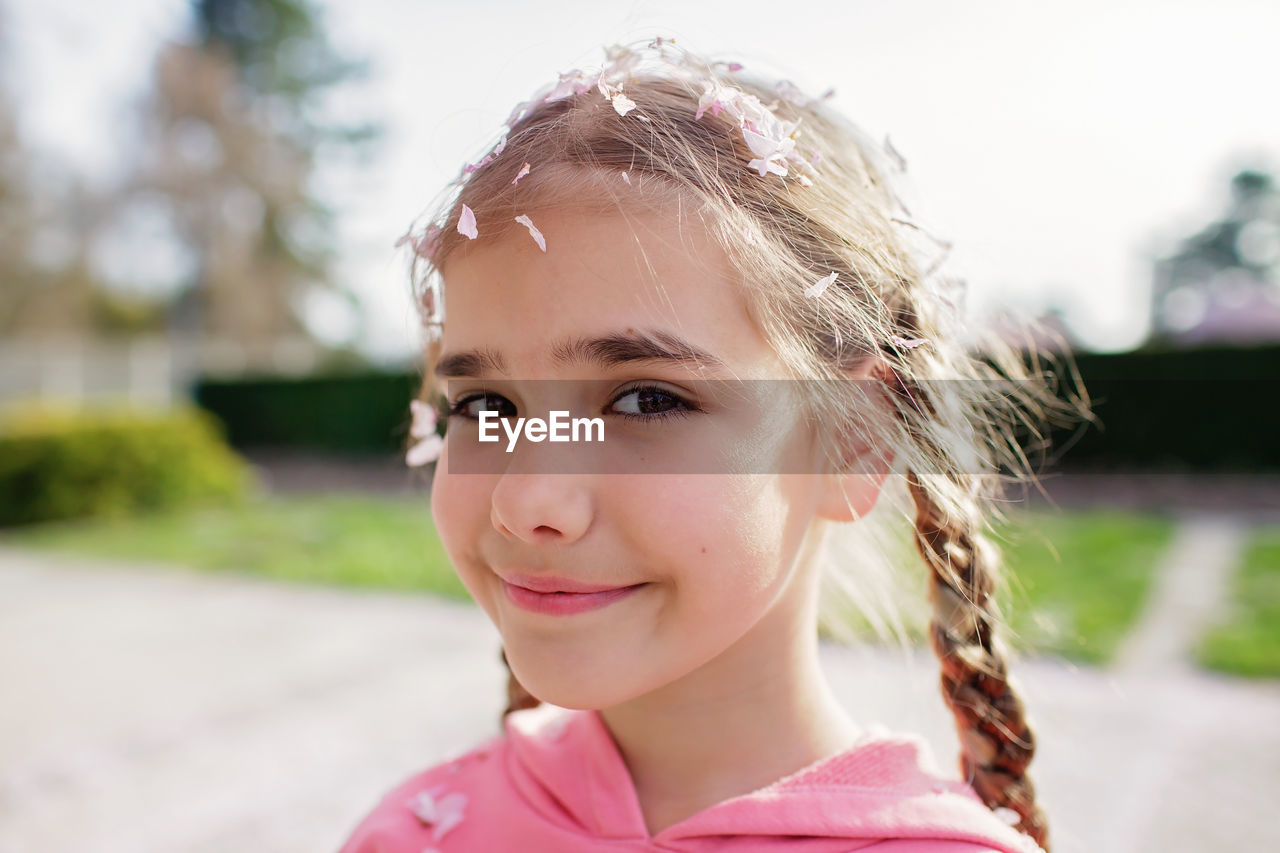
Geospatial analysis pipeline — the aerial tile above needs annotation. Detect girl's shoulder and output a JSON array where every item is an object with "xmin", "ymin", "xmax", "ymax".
[{"xmin": 336, "ymin": 704, "xmax": 573, "ymax": 853}]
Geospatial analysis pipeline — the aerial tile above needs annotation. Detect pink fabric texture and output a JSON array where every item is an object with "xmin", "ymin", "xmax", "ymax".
[{"xmin": 339, "ymin": 705, "xmax": 1044, "ymax": 852}]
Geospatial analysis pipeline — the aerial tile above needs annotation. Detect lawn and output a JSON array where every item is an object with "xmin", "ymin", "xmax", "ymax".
[
  {"xmin": 994, "ymin": 510, "xmax": 1177, "ymax": 664},
  {"xmin": 1197, "ymin": 526, "xmax": 1280, "ymax": 678},
  {"xmin": 3, "ymin": 493, "xmax": 469, "ymax": 600},
  {"xmin": 4, "ymin": 495, "xmax": 1179, "ymax": 667}
]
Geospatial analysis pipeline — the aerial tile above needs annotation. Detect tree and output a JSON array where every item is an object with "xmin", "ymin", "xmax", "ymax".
[
  {"xmin": 1150, "ymin": 168, "xmax": 1280, "ymax": 346},
  {"xmin": 120, "ymin": 0, "xmax": 378, "ymax": 363}
]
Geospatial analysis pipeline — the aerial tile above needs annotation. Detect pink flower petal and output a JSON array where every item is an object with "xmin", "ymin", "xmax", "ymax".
[
  {"xmin": 494, "ymin": 135, "xmax": 508, "ymax": 156},
  {"xmin": 457, "ymin": 205, "xmax": 478, "ymax": 240},
  {"xmin": 409, "ymin": 399, "xmax": 438, "ymax": 438},
  {"xmin": 505, "ymin": 101, "xmax": 529, "ymax": 127},
  {"xmin": 463, "ymin": 154, "xmax": 494, "ymax": 174},
  {"xmin": 620, "ymin": 171, "xmax": 631, "ymax": 186},
  {"xmin": 511, "ymin": 162, "xmax": 532, "ymax": 186},
  {"xmin": 890, "ymin": 335, "xmax": 929, "ymax": 349},
  {"xmin": 398, "ymin": 224, "xmax": 442, "ymax": 261},
  {"xmin": 514, "ymin": 214, "xmax": 546, "ymax": 252},
  {"xmin": 748, "ymin": 156, "xmax": 788, "ymax": 178},
  {"xmin": 775, "ymin": 80, "xmax": 808, "ymax": 107},
  {"xmin": 804, "ymin": 271, "xmax": 838, "ymax": 298},
  {"xmin": 796, "ymin": 174, "xmax": 813, "ymax": 187},
  {"xmin": 611, "ymin": 92, "xmax": 637, "ymax": 116},
  {"xmin": 419, "ymin": 225, "xmax": 443, "ymax": 259},
  {"xmin": 544, "ymin": 71, "xmax": 593, "ymax": 102},
  {"xmin": 406, "ymin": 435, "xmax": 443, "ymax": 467},
  {"xmin": 407, "ymin": 789, "xmax": 469, "ymax": 841}
]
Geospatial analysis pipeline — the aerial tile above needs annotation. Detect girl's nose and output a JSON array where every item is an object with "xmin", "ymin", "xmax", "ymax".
[{"xmin": 490, "ymin": 473, "xmax": 592, "ymax": 545}]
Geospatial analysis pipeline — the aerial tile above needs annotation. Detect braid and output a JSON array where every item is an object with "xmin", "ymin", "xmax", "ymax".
[
  {"xmin": 906, "ymin": 472, "xmax": 1050, "ymax": 852},
  {"xmin": 499, "ymin": 646, "xmax": 541, "ymax": 719}
]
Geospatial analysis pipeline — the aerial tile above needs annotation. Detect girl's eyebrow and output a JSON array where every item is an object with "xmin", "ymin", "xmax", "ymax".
[{"xmin": 433, "ymin": 330, "xmax": 727, "ymax": 378}]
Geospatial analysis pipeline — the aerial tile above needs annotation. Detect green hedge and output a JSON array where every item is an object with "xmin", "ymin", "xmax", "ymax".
[
  {"xmin": 194, "ymin": 369, "xmax": 420, "ymax": 454},
  {"xmin": 1043, "ymin": 344, "xmax": 1280, "ymax": 471},
  {"xmin": 190, "ymin": 344, "xmax": 1280, "ymax": 470},
  {"xmin": 0, "ymin": 403, "xmax": 254, "ymax": 527}
]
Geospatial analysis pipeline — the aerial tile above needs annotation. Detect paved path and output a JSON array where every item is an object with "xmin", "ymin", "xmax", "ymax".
[{"xmin": 1, "ymin": 530, "xmax": 1277, "ymax": 853}]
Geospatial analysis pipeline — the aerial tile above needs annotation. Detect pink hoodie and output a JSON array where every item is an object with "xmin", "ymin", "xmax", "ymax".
[{"xmin": 339, "ymin": 705, "xmax": 1044, "ymax": 853}]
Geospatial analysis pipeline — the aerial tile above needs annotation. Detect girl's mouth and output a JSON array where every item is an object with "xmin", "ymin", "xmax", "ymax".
[{"xmin": 500, "ymin": 578, "xmax": 648, "ymax": 616}]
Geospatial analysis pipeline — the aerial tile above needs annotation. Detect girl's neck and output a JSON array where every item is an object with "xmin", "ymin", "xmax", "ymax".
[{"xmin": 597, "ymin": 602, "xmax": 862, "ymax": 836}]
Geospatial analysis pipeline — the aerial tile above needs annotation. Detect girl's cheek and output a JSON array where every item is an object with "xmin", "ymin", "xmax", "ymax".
[{"xmin": 430, "ymin": 471, "xmax": 485, "ymax": 565}]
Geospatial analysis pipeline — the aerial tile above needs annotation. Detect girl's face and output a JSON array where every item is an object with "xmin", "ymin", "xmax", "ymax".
[{"xmin": 430, "ymin": 203, "xmax": 869, "ymax": 709}]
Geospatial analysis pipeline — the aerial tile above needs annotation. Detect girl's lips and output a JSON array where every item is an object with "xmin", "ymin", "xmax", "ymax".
[{"xmin": 500, "ymin": 577, "xmax": 647, "ymax": 616}]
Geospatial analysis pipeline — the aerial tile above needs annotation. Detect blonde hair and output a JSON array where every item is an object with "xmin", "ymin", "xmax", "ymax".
[{"xmin": 402, "ymin": 40, "xmax": 1086, "ymax": 852}]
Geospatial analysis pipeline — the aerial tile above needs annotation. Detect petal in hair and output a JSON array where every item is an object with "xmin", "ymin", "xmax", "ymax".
[
  {"xmin": 612, "ymin": 92, "xmax": 637, "ymax": 116},
  {"xmin": 512, "ymin": 162, "xmax": 532, "ymax": 185},
  {"xmin": 804, "ymin": 271, "xmax": 838, "ymax": 298},
  {"xmin": 457, "ymin": 205, "xmax": 478, "ymax": 240},
  {"xmin": 463, "ymin": 154, "xmax": 494, "ymax": 174},
  {"xmin": 544, "ymin": 70, "xmax": 594, "ymax": 102},
  {"xmin": 398, "ymin": 224, "xmax": 442, "ymax": 261},
  {"xmin": 514, "ymin": 214, "xmax": 547, "ymax": 252},
  {"xmin": 891, "ymin": 335, "xmax": 929, "ymax": 349},
  {"xmin": 406, "ymin": 399, "xmax": 443, "ymax": 467},
  {"xmin": 406, "ymin": 434, "xmax": 443, "ymax": 467},
  {"xmin": 743, "ymin": 125, "xmax": 796, "ymax": 177},
  {"xmin": 409, "ymin": 399, "xmax": 437, "ymax": 439},
  {"xmin": 775, "ymin": 80, "xmax": 808, "ymax": 107},
  {"xmin": 505, "ymin": 100, "xmax": 529, "ymax": 127},
  {"xmin": 796, "ymin": 174, "xmax": 813, "ymax": 187},
  {"xmin": 620, "ymin": 171, "xmax": 632, "ymax": 186}
]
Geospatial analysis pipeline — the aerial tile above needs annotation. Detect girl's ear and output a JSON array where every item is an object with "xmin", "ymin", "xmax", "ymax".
[{"xmin": 815, "ymin": 358, "xmax": 896, "ymax": 522}]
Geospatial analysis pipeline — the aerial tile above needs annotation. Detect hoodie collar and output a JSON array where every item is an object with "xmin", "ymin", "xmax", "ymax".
[{"xmin": 505, "ymin": 705, "xmax": 1041, "ymax": 853}]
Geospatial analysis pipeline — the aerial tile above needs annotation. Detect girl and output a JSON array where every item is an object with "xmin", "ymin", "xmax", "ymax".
[{"xmin": 344, "ymin": 38, "xmax": 1070, "ymax": 853}]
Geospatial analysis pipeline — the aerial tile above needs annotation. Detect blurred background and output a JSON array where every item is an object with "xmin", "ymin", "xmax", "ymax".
[{"xmin": 1, "ymin": 1, "xmax": 1278, "ymax": 852}]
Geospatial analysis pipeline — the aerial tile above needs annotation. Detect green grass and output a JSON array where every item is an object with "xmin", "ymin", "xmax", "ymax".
[
  {"xmin": 1197, "ymin": 526, "xmax": 1280, "ymax": 678},
  {"xmin": 823, "ymin": 509, "xmax": 1177, "ymax": 666},
  {"xmin": 3, "ymin": 493, "xmax": 469, "ymax": 600},
  {"xmin": 993, "ymin": 510, "xmax": 1177, "ymax": 664}
]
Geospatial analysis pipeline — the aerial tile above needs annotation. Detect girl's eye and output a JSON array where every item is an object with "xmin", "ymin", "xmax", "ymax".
[
  {"xmin": 608, "ymin": 385, "xmax": 699, "ymax": 422},
  {"xmin": 447, "ymin": 392, "xmax": 517, "ymax": 420},
  {"xmin": 447, "ymin": 386, "xmax": 699, "ymax": 423}
]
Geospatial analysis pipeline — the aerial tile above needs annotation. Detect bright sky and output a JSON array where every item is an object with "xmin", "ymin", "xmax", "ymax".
[{"xmin": 8, "ymin": 0, "xmax": 1280, "ymax": 359}]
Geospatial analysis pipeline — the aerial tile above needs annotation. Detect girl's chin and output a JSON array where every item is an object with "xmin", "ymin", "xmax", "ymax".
[{"xmin": 505, "ymin": 652, "xmax": 659, "ymax": 711}]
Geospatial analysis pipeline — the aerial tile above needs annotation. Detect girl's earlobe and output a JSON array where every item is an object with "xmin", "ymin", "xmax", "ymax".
[
  {"xmin": 817, "ymin": 453, "xmax": 894, "ymax": 522},
  {"xmin": 817, "ymin": 356, "xmax": 896, "ymax": 522}
]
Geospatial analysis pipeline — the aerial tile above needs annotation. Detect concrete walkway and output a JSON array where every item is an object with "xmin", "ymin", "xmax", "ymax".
[{"xmin": 1, "ymin": 521, "xmax": 1277, "ymax": 853}]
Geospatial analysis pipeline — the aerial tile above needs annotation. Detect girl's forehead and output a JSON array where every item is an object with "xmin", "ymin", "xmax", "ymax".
[{"xmin": 437, "ymin": 208, "xmax": 785, "ymax": 378}]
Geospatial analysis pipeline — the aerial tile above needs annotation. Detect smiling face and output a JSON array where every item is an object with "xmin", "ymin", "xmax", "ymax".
[{"xmin": 429, "ymin": 200, "xmax": 868, "ymax": 710}]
